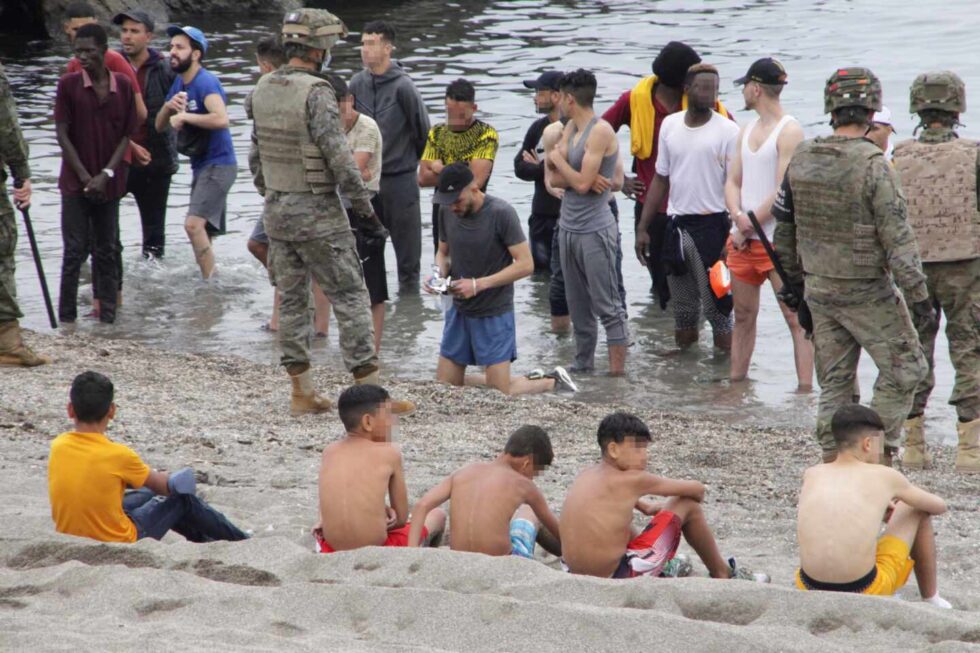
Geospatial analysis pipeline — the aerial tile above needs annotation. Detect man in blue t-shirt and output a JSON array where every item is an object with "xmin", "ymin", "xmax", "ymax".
[{"xmin": 155, "ymin": 25, "xmax": 236, "ymax": 279}]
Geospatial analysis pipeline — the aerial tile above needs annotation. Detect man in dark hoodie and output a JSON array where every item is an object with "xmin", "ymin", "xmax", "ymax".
[
  {"xmin": 350, "ymin": 20, "xmax": 430, "ymax": 289},
  {"xmin": 114, "ymin": 9, "xmax": 177, "ymax": 259}
]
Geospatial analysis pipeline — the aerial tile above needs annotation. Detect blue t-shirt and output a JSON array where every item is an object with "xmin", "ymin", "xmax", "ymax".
[{"xmin": 166, "ymin": 68, "xmax": 236, "ymax": 170}]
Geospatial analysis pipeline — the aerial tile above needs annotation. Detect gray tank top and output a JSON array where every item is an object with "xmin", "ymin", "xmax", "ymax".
[{"xmin": 559, "ymin": 117, "xmax": 617, "ymax": 234}]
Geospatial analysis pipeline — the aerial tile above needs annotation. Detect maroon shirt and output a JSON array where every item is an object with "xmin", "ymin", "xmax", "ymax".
[{"xmin": 54, "ymin": 68, "xmax": 137, "ymax": 199}]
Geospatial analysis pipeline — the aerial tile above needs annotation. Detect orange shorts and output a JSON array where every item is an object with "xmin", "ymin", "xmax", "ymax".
[
  {"xmin": 315, "ymin": 524, "xmax": 428, "ymax": 554},
  {"xmin": 795, "ymin": 535, "xmax": 915, "ymax": 596},
  {"xmin": 727, "ymin": 238, "xmax": 775, "ymax": 286}
]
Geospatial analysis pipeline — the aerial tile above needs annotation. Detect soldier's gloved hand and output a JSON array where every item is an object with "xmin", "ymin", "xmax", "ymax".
[
  {"xmin": 777, "ymin": 283, "xmax": 804, "ymax": 312},
  {"xmin": 355, "ymin": 211, "xmax": 389, "ymax": 248},
  {"xmin": 167, "ymin": 467, "xmax": 197, "ymax": 496},
  {"xmin": 911, "ymin": 299, "xmax": 938, "ymax": 334}
]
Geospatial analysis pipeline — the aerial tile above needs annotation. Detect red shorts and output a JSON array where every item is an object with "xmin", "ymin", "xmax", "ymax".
[
  {"xmin": 613, "ymin": 511, "xmax": 682, "ymax": 578},
  {"xmin": 315, "ymin": 524, "xmax": 428, "ymax": 553},
  {"xmin": 727, "ymin": 239, "xmax": 775, "ymax": 286}
]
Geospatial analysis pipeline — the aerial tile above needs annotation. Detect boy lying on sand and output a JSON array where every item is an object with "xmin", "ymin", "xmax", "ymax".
[
  {"xmin": 407, "ymin": 425, "xmax": 561, "ymax": 558},
  {"xmin": 314, "ymin": 384, "xmax": 445, "ymax": 552},
  {"xmin": 560, "ymin": 412, "xmax": 767, "ymax": 581},
  {"xmin": 796, "ymin": 404, "xmax": 951, "ymax": 607},
  {"xmin": 49, "ymin": 371, "xmax": 249, "ymax": 543}
]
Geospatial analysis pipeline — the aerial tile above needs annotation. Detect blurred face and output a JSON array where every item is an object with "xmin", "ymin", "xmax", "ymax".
[
  {"xmin": 73, "ymin": 36, "xmax": 105, "ymax": 74},
  {"xmin": 119, "ymin": 19, "xmax": 151, "ymax": 57},
  {"xmin": 360, "ymin": 32, "xmax": 391, "ymax": 69},
  {"xmin": 365, "ymin": 401, "xmax": 395, "ymax": 442},
  {"xmin": 741, "ymin": 80, "xmax": 761, "ymax": 111},
  {"xmin": 534, "ymin": 88, "xmax": 558, "ymax": 114},
  {"xmin": 168, "ymin": 35, "xmax": 197, "ymax": 73},
  {"xmin": 608, "ymin": 436, "xmax": 650, "ymax": 471},
  {"xmin": 446, "ymin": 98, "xmax": 476, "ymax": 131},
  {"xmin": 448, "ymin": 182, "xmax": 479, "ymax": 217},
  {"xmin": 687, "ymin": 72, "xmax": 718, "ymax": 111},
  {"xmin": 867, "ymin": 121, "xmax": 893, "ymax": 152},
  {"xmin": 64, "ymin": 16, "xmax": 95, "ymax": 42},
  {"xmin": 339, "ymin": 95, "xmax": 355, "ymax": 123}
]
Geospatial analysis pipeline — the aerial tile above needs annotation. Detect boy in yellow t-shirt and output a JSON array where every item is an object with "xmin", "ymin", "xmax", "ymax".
[{"xmin": 48, "ymin": 371, "xmax": 248, "ymax": 543}]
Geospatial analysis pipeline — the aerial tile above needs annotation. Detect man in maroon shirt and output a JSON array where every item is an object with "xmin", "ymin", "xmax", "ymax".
[
  {"xmin": 55, "ymin": 23, "xmax": 137, "ymax": 324},
  {"xmin": 602, "ymin": 42, "xmax": 715, "ymax": 307}
]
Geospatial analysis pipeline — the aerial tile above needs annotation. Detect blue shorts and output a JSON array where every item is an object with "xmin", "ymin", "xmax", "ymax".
[
  {"xmin": 510, "ymin": 518, "xmax": 537, "ymax": 559},
  {"xmin": 440, "ymin": 306, "xmax": 517, "ymax": 367}
]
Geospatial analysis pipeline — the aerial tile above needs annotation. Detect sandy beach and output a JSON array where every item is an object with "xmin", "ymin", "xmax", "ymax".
[{"xmin": 1, "ymin": 331, "xmax": 978, "ymax": 652}]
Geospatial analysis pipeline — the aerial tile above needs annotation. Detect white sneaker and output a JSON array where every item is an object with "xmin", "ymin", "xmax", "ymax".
[{"xmin": 548, "ymin": 366, "xmax": 578, "ymax": 393}]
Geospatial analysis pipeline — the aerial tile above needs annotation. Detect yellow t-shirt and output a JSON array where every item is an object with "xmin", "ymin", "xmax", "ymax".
[
  {"xmin": 48, "ymin": 431, "xmax": 150, "ymax": 543},
  {"xmin": 421, "ymin": 120, "xmax": 499, "ymax": 167}
]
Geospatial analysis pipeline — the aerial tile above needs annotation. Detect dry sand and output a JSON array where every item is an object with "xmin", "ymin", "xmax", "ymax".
[{"xmin": 1, "ymin": 331, "xmax": 978, "ymax": 652}]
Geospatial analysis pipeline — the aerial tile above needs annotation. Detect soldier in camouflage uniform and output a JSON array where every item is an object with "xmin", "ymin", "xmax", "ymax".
[
  {"xmin": 772, "ymin": 67, "xmax": 933, "ymax": 464},
  {"xmin": 0, "ymin": 62, "xmax": 49, "ymax": 367},
  {"xmin": 250, "ymin": 9, "xmax": 404, "ymax": 415},
  {"xmin": 892, "ymin": 71, "xmax": 980, "ymax": 473}
]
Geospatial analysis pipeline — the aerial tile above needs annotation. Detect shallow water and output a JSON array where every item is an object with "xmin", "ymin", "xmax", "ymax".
[{"xmin": 3, "ymin": 0, "xmax": 971, "ymax": 441}]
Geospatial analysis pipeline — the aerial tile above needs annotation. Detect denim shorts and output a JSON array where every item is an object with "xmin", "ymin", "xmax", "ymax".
[{"xmin": 440, "ymin": 305, "xmax": 516, "ymax": 367}]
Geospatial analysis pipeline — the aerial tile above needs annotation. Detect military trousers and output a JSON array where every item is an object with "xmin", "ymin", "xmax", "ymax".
[
  {"xmin": 267, "ymin": 230, "xmax": 378, "ymax": 374},
  {"xmin": 809, "ymin": 277, "xmax": 928, "ymax": 452},
  {"xmin": 906, "ymin": 258, "xmax": 980, "ymax": 422},
  {"xmin": 0, "ymin": 188, "xmax": 23, "ymax": 324}
]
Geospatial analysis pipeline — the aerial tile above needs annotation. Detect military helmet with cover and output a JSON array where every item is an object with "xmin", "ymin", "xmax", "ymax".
[
  {"xmin": 281, "ymin": 8, "xmax": 347, "ymax": 51},
  {"xmin": 824, "ymin": 67, "xmax": 882, "ymax": 113},
  {"xmin": 910, "ymin": 71, "xmax": 966, "ymax": 114}
]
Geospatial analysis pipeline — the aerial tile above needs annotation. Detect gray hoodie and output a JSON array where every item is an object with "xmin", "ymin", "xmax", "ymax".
[{"xmin": 349, "ymin": 62, "xmax": 430, "ymax": 176}]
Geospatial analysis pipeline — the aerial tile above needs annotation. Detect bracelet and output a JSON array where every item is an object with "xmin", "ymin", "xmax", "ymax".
[{"xmin": 472, "ymin": 278, "xmax": 478, "ymax": 295}]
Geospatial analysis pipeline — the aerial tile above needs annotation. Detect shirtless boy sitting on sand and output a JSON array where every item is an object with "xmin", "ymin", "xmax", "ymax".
[
  {"xmin": 797, "ymin": 404, "xmax": 951, "ymax": 607},
  {"xmin": 561, "ymin": 412, "xmax": 767, "ymax": 581},
  {"xmin": 407, "ymin": 425, "xmax": 561, "ymax": 559},
  {"xmin": 314, "ymin": 385, "xmax": 446, "ymax": 553}
]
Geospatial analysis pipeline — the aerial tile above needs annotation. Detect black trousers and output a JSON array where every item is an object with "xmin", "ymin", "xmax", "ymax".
[
  {"xmin": 127, "ymin": 167, "xmax": 173, "ymax": 258},
  {"xmin": 60, "ymin": 195, "xmax": 119, "ymax": 323},
  {"xmin": 528, "ymin": 212, "xmax": 558, "ymax": 272}
]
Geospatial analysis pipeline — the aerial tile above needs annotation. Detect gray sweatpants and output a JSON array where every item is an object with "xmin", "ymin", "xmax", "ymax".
[
  {"xmin": 560, "ymin": 224, "xmax": 629, "ymax": 370},
  {"xmin": 378, "ymin": 170, "xmax": 422, "ymax": 287}
]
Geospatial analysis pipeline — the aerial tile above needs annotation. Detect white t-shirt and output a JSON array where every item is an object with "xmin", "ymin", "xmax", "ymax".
[
  {"xmin": 655, "ymin": 111, "xmax": 739, "ymax": 216},
  {"xmin": 345, "ymin": 113, "xmax": 383, "ymax": 193}
]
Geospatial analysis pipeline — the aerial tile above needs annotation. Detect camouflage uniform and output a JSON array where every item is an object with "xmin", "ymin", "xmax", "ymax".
[
  {"xmin": 0, "ymin": 62, "xmax": 28, "ymax": 325},
  {"xmin": 251, "ymin": 65, "xmax": 378, "ymax": 375},
  {"xmin": 773, "ymin": 69, "xmax": 929, "ymax": 455}
]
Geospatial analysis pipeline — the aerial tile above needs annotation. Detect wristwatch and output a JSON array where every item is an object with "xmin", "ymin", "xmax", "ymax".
[{"xmin": 102, "ymin": 168, "xmax": 115, "ymax": 179}]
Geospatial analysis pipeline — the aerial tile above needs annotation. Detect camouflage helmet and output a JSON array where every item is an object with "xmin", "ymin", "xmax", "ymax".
[
  {"xmin": 910, "ymin": 71, "xmax": 966, "ymax": 114},
  {"xmin": 281, "ymin": 8, "xmax": 348, "ymax": 51},
  {"xmin": 824, "ymin": 67, "xmax": 882, "ymax": 113}
]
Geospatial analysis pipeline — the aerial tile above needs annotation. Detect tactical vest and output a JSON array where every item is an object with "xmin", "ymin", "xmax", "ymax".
[
  {"xmin": 788, "ymin": 137, "xmax": 888, "ymax": 278},
  {"xmin": 251, "ymin": 69, "xmax": 335, "ymax": 194},
  {"xmin": 892, "ymin": 138, "xmax": 980, "ymax": 262}
]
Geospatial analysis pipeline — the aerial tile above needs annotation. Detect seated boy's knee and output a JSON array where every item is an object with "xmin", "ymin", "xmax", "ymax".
[{"xmin": 666, "ymin": 496, "xmax": 701, "ymax": 518}]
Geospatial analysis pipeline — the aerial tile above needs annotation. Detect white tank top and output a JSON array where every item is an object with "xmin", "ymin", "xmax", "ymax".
[{"xmin": 740, "ymin": 114, "xmax": 795, "ymax": 240}]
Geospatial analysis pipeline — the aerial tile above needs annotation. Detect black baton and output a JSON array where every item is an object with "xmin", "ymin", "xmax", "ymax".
[
  {"xmin": 746, "ymin": 210, "xmax": 812, "ymax": 335},
  {"xmin": 14, "ymin": 180, "xmax": 58, "ymax": 329}
]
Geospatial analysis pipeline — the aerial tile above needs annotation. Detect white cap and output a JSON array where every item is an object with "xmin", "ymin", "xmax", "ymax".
[{"xmin": 874, "ymin": 105, "xmax": 896, "ymax": 131}]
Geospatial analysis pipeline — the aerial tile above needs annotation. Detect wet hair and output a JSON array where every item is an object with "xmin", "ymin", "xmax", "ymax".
[
  {"xmin": 504, "ymin": 425, "xmax": 554, "ymax": 468},
  {"xmin": 327, "ymin": 73, "xmax": 350, "ymax": 102},
  {"xmin": 70, "ymin": 371, "xmax": 114, "ymax": 422},
  {"xmin": 832, "ymin": 404, "xmax": 885, "ymax": 449},
  {"xmin": 652, "ymin": 41, "xmax": 701, "ymax": 89},
  {"xmin": 256, "ymin": 35, "xmax": 285, "ymax": 68},
  {"xmin": 684, "ymin": 63, "xmax": 719, "ymax": 87},
  {"xmin": 445, "ymin": 78, "xmax": 475, "ymax": 103},
  {"xmin": 831, "ymin": 106, "xmax": 872, "ymax": 128},
  {"xmin": 65, "ymin": 1, "xmax": 96, "ymax": 19},
  {"xmin": 597, "ymin": 412, "xmax": 651, "ymax": 453},
  {"xmin": 74, "ymin": 23, "xmax": 107, "ymax": 49},
  {"xmin": 362, "ymin": 20, "xmax": 395, "ymax": 44},
  {"xmin": 337, "ymin": 384, "xmax": 390, "ymax": 431},
  {"xmin": 558, "ymin": 69, "xmax": 597, "ymax": 108}
]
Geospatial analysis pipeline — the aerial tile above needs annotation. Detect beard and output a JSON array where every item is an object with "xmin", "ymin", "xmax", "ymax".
[
  {"xmin": 536, "ymin": 100, "xmax": 554, "ymax": 114},
  {"xmin": 170, "ymin": 52, "xmax": 193, "ymax": 73}
]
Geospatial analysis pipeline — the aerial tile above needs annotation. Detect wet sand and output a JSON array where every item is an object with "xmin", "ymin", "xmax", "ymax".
[{"xmin": 1, "ymin": 331, "xmax": 978, "ymax": 652}]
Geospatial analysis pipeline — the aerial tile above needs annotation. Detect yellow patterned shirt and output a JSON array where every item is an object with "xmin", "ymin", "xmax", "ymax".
[{"xmin": 421, "ymin": 119, "xmax": 499, "ymax": 170}]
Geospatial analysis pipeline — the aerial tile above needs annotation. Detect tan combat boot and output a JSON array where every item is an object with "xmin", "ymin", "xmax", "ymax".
[
  {"xmin": 954, "ymin": 418, "xmax": 980, "ymax": 473},
  {"xmin": 289, "ymin": 368, "xmax": 332, "ymax": 416},
  {"xmin": 0, "ymin": 320, "xmax": 51, "ymax": 367},
  {"xmin": 901, "ymin": 415, "xmax": 930, "ymax": 470},
  {"xmin": 353, "ymin": 365, "xmax": 416, "ymax": 415}
]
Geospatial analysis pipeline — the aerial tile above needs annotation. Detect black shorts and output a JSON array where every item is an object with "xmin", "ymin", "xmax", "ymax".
[{"xmin": 347, "ymin": 195, "xmax": 389, "ymax": 305}]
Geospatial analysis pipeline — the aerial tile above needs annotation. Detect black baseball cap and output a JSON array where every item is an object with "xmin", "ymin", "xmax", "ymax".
[
  {"xmin": 523, "ymin": 71, "xmax": 563, "ymax": 91},
  {"xmin": 433, "ymin": 163, "xmax": 474, "ymax": 205},
  {"xmin": 112, "ymin": 9, "xmax": 155, "ymax": 31},
  {"xmin": 734, "ymin": 57, "xmax": 788, "ymax": 86}
]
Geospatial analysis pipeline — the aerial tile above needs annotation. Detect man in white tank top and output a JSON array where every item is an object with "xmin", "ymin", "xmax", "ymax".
[{"xmin": 723, "ymin": 58, "xmax": 812, "ymax": 388}]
